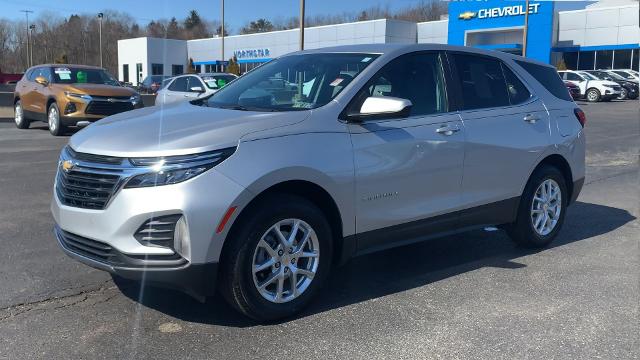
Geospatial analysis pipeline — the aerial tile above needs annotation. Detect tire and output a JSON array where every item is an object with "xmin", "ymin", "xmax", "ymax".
[
  {"xmin": 14, "ymin": 100, "xmax": 30, "ymax": 129},
  {"xmin": 47, "ymin": 103, "xmax": 65, "ymax": 136},
  {"xmin": 507, "ymin": 165, "xmax": 568, "ymax": 248},
  {"xmin": 219, "ymin": 194, "xmax": 333, "ymax": 322},
  {"xmin": 617, "ymin": 88, "xmax": 628, "ymax": 100},
  {"xmin": 586, "ymin": 88, "xmax": 601, "ymax": 102}
]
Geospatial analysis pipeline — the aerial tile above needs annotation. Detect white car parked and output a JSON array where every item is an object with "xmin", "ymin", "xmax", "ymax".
[
  {"xmin": 155, "ymin": 73, "xmax": 238, "ymax": 106},
  {"xmin": 558, "ymin": 70, "xmax": 622, "ymax": 102},
  {"xmin": 608, "ymin": 69, "xmax": 639, "ymax": 83}
]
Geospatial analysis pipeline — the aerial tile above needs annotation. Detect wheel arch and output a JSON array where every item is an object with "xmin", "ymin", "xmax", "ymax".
[
  {"xmin": 46, "ymin": 96, "xmax": 57, "ymax": 111},
  {"xmin": 529, "ymin": 154, "xmax": 574, "ymax": 202},
  {"xmin": 219, "ymin": 179, "xmax": 347, "ymax": 269}
]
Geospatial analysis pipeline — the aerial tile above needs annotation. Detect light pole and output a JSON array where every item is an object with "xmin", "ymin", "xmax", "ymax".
[
  {"xmin": 29, "ymin": 24, "xmax": 35, "ymax": 66},
  {"xmin": 299, "ymin": 0, "xmax": 305, "ymax": 50},
  {"xmin": 522, "ymin": 0, "xmax": 530, "ymax": 57},
  {"xmin": 20, "ymin": 10, "xmax": 33, "ymax": 68},
  {"xmin": 220, "ymin": 0, "xmax": 225, "ymax": 72},
  {"xmin": 97, "ymin": 13, "xmax": 104, "ymax": 67}
]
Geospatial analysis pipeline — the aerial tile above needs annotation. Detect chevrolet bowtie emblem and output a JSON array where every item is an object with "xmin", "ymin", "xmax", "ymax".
[
  {"xmin": 459, "ymin": 11, "xmax": 477, "ymax": 20},
  {"xmin": 62, "ymin": 160, "xmax": 74, "ymax": 172}
]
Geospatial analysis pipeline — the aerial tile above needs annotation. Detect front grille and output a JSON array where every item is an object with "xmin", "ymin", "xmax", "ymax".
[
  {"xmin": 56, "ymin": 227, "xmax": 186, "ymax": 268},
  {"xmin": 85, "ymin": 100, "xmax": 134, "ymax": 116},
  {"xmin": 56, "ymin": 169, "xmax": 121, "ymax": 209},
  {"xmin": 134, "ymin": 215, "xmax": 181, "ymax": 248},
  {"xmin": 57, "ymin": 227, "xmax": 123, "ymax": 266},
  {"xmin": 55, "ymin": 148, "xmax": 125, "ymax": 210},
  {"xmin": 611, "ymin": 85, "xmax": 622, "ymax": 91}
]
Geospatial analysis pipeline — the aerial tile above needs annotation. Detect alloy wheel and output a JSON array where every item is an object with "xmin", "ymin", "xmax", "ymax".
[
  {"xmin": 14, "ymin": 103, "xmax": 22, "ymax": 126},
  {"xmin": 530, "ymin": 179, "xmax": 562, "ymax": 236},
  {"xmin": 48, "ymin": 107, "xmax": 58, "ymax": 133},
  {"xmin": 252, "ymin": 218, "xmax": 320, "ymax": 303}
]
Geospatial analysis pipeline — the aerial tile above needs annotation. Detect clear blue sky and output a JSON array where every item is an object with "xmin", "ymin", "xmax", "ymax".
[
  {"xmin": 0, "ymin": 0, "xmax": 592, "ymax": 33},
  {"xmin": 0, "ymin": 0, "xmax": 429, "ymax": 32}
]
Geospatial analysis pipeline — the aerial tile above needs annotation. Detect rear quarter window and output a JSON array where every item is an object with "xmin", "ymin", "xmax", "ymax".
[{"xmin": 515, "ymin": 60, "xmax": 572, "ymax": 102}]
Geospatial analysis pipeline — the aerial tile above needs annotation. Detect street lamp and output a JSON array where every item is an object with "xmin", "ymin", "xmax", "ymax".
[
  {"xmin": 97, "ymin": 13, "xmax": 103, "ymax": 67},
  {"xmin": 29, "ymin": 24, "xmax": 35, "ymax": 66},
  {"xmin": 299, "ymin": 0, "xmax": 305, "ymax": 51},
  {"xmin": 20, "ymin": 10, "xmax": 33, "ymax": 68},
  {"xmin": 220, "ymin": 0, "xmax": 224, "ymax": 72}
]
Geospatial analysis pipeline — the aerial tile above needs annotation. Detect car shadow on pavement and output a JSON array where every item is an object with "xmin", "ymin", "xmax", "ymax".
[{"xmin": 113, "ymin": 200, "xmax": 635, "ymax": 327}]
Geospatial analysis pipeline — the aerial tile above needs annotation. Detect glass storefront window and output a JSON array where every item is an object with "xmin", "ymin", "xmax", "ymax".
[
  {"xmin": 631, "ymin": 49, "xmax": 640, "ymax": 71},
  {"xmin": 613, "ymin": 49, "xmax": 632, "ymax": 69},
  {"xmin": 595, "ymin": 50, "xmax": 613, "ymax": 69},
  {"xmin": 578, "ymin": 51, "xmax": 595, "ymax": 70},
  {"xmin": 562, "ymin": 52, "xmax": 578, "ymax": 70}
]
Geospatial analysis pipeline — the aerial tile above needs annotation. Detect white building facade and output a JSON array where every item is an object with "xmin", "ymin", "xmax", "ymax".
[{"xmin": 117, "ymin": 0, "xmax": 639, "ymax": 85}]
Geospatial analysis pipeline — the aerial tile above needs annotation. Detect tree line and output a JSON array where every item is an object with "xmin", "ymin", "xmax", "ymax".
[{"xmin": 0, "ymin": 1, "xmax": 446, "ymax": 75}]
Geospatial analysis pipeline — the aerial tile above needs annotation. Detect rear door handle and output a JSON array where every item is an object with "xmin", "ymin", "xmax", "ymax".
[
  {"xmin": 436, "ymin": 125, "xmax": 460, "ymax": 136},
  {"xmin": 524, "ymin": 114, "xmax": 539, "ymax": 123}
]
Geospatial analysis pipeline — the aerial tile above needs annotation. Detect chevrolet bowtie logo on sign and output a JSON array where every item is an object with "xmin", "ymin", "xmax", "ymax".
[{"xmin": 458, "ymin": 11, "xmax": 477, "ymax": 20}]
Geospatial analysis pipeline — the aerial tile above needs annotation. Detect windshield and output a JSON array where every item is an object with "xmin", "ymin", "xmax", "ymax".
[
  {"xmin": 52, "ymin": 67, "xmax": 119, "ymax": 86},
  {"xmin": 601, "ymin": 71, "xmax": 625, "ymax": 80},
  {"xmin": 206, "ymin": 53, "xmax": 379, "ymax": 111},
  {"xmin": 201, "ymin": 74, "xmax": 237, "ymax": 90},
  {"xmin": 612, "ymin": 71, "xmax": 635, "ymax": 79}
]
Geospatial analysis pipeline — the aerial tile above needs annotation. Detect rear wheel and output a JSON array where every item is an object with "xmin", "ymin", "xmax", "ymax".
[
  {"xmin": 507, "ymin": 165, "xmax": 568, "ymax": 248},
  {"xmin": 14, "ymin": 100, "xmax": 29, "ymax": 129},
  {"xmin": 47, "ymin": 103, "xmax": 65, "ymax": 136},
  {"xmin": 586, "ymin": 88, "xmax": 601, "ymax": 102},
  {"xmin": 219, "ymin": 194, "xmax": 332, "ymax": 322}
]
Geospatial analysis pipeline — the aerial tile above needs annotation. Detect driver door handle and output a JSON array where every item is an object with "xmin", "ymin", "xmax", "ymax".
[
  {"xmin": 524, "ymin": 114, "xmax": 539, "ymax": 123},
  {"xmin": 436, "ymin": 125, "xmax": 461, "ymax": 136}
]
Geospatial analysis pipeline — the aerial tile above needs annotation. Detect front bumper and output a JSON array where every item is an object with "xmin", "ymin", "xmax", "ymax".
[{"xmin": 55, "ymin": 225, "xmax": 217, "ymax": 300}]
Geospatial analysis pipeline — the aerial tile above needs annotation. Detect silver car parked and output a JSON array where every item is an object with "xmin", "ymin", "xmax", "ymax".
[
  {"xmin": 155, "ymin": 73, "xmax": 237, "ymax": 106},
  {"xmin": 52, "ymin": 44, "xmax": 585, "ymax": 321}
]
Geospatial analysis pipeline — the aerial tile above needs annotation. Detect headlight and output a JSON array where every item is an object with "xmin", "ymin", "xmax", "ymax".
[
  {"xmin": 130, "ymin": 93, "xmax": 141, "ymax": 104},
  {"xmin": 124, "ymin": 148, "xmax": 236, "ymax": 188},
  {"xmin": 64, "ymin": 92, "xmax": 92, "ymax": 101}
]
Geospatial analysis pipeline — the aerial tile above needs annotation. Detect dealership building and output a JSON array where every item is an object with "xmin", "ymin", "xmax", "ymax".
[{"xmin": 118, "ymin": 0, "xmax": 639, "ymax": 85}]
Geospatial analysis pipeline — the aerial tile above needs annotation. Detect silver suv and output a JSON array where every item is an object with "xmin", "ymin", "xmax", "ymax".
[{"xmin": 52, "ymin": 44, "xmax": 586, "ymax": 321}]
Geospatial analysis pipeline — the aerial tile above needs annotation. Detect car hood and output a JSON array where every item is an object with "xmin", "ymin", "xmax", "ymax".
[
  {"xmin": 59, "ymin": 83, "xmax": 136, "ymax": 97},
  {"xmin": 69, "ymin": 102, "xmax": 310, "ymax": 157}
]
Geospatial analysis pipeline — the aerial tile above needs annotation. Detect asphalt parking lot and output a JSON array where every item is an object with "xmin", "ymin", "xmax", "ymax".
[{"xmin": 0, "ymin": 100, "xmax": 637, "ymax": 359}]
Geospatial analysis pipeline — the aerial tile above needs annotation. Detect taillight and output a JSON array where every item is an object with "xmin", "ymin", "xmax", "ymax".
[{"xmin": 574, "ymin": 108, "xmax": 586, "ymax": 127}]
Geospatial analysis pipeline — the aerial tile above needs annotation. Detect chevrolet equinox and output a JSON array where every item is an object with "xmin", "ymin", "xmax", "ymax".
[{"xmin": 52, "ymin": 44, "xmax": 586, "ymax": 321}]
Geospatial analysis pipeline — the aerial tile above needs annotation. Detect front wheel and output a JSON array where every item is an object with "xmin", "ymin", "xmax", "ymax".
[
  {"xmin": 507, "ymin": 165, "xmax": 568, "ymax": 248},
  {"xmin": 47, "ymin": 103, "xmax": 65, "ymax": 136},
  {"xmin": 617, "ymin": 88, "xmax": 628, "ymax": 100},
  {"xmin": 586, "ymin": 88, "xmax": 601, "ymax": 102},
  {"xmin": 14, "ymin": 100, "xmax": 30, "ymax": 129},
  {"xmin": 219, "ymin": 194, "xmax": 333, "ymax": 321}
]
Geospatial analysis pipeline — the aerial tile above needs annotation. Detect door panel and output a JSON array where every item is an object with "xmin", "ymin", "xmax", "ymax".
[
  {"xmin": 346, "ymin": 51, "xmax": 466, "ymax": 241},
  {"xmin": 350, "ymin": 115, "xmax": 465, "ymax": 234},
  {"xmin": 458, "ymin": 100, "xmax": 550, "ymax": 208}
]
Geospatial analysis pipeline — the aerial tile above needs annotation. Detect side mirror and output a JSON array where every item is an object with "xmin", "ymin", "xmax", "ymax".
[
  {"xmin": 35, "ymin": 76, "xmax": 49, "ymax": 86},
  {"xmin": 350, "ymin": 96, "xmax": 412, "ymax": 121},
  {"xmin": 190, "ymin": 86, "xmax": 204, "ymax": 93}
]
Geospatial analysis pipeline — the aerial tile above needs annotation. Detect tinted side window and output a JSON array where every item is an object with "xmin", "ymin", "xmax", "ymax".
[
  {"xmin": 186, "ymin": 76, "xmax": 203, "ymax": 90},
  {"xmin": 350, "ymin": 52, "xmax": 448, "ymax": 117},
  {"xmin": 169, "ymin": 77, "xmax": 188, "ymax": 92},
  {"xmin": 452, "ymin": 54, "xmax": 510, "ymax": 110},
  {"xmin": 502, "ymin": 64, "xmax": 530, "ymax": 105},
  {"xmin": 515, "ymin": 60, "xmax": 573, "ymax": 102},
  {"xmin": 565, "ymin": 73, "xmax": 582, "ymax": 81}
]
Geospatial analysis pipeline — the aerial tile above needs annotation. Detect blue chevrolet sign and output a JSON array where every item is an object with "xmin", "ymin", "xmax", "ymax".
[{"xmin": 448, "ymin": 0, "xmax": 554, "ymax": 63}]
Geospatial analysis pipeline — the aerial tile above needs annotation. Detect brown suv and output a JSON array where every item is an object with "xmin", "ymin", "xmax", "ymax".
[{"xmin": 13, "ymin": 64, "xmax": 142, "ymax": 136}]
